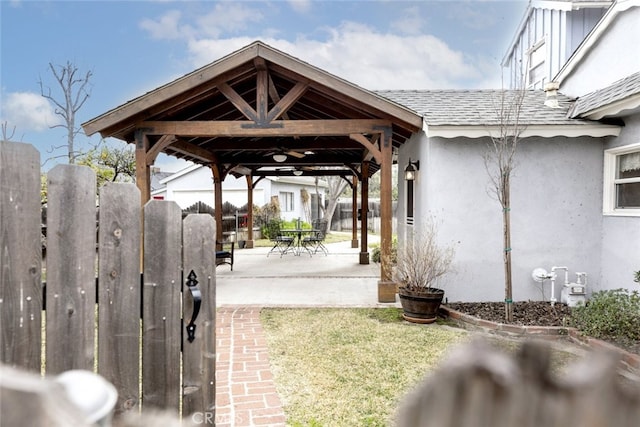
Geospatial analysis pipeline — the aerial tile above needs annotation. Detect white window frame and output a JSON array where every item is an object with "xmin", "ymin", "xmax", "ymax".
[
  {"xmin": 603, "ymin": 142, "xmax": 640, "ymax": 216},
  {"xmin": 526, "ymin": 38, "xmax": 546, "ymax": 89},
  {"xmin": 279, "ymin": 191, "xmax": 294, "ymax": 212}
]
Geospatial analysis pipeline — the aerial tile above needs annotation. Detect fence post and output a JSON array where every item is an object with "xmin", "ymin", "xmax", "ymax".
[
  {"xmin": 97, "ymin": 182, "xmax": 141, "ymax": 416},
  {"xmin": 142, "ymin": 200, "xmax": 182, "ymax": 411},
  {"xmin": 45, "ymin": 164, "xmax": 97, "ymax": 374},
  {"xmin": 0, "ymin": 141, "xmax": 43, "ymax": 372},
  {"xmin": 182, "ymin": 214, "xmax": 216, "ymax": 418}
]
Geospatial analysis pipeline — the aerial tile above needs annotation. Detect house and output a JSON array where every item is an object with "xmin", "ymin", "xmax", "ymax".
[
  {"xmin": 83, "ymin": 1, "xmax": 638, "ymax": 303},
  {"xmin": 150, "ymin": 163, "xmax": 327, "ymax": 223},
  {"xmin": 502, "ymin": 0, "xmax": 613, "ymax": 90},
  {"xmin": 390, "ymin": 0, "xmax": 639, "ymax": 302}
]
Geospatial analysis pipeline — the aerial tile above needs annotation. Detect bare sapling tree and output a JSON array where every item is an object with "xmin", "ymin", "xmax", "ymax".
[
  {"xmin": 483, "ymin": 86, "xmax": 527, "ymax": 323},
  {"xmin": 316, "ymin": 173, "xmax": 350, "ymax": 225},
  {"xmin": 1, "ymin": 121, "xmax": 17, "ymax": 142},
  {"xmin": 39, "ymin": 61, "xmax": 93, "ymax": 164}
]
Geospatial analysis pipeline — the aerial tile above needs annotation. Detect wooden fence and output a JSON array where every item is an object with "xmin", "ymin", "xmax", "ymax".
[
  {"xmin": 0, "ymin": 141, "xmax": 216, "ymax": 422},
  {"xmin": 396, "ymin": 339, "xmax": 640, "ymax": 427}
]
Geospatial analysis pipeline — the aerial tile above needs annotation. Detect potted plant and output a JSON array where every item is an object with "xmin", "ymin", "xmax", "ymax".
[{"xmin": 393, "ymin": 222, "xmax": 455, "ymax": 324}]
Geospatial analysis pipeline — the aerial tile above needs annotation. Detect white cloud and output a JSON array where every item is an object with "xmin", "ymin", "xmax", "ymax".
[
  {"xmin": 139, "ymin": 10, "xmax": 193, "ymax": 40},
  {"xmin": 196, "ymin": 3, "xmax": 264, "ymax": 38},
  {"xmin": 140, "ymin": 4, "xmax": 263, "ymax": 41},
  {"xmin": 1, "ymin": 91, "xmax": 60, "ymax": 132},
  {"xmin": 186, "ymin": 21, "xmax": 489, "ymax": 90},
  {"xmin": 288, "ymin": 0, "xmax": 312, "ymax": 14},
  {"xmin": 390, "ymin": 7, "xmax": 426, "ymax": 36}
]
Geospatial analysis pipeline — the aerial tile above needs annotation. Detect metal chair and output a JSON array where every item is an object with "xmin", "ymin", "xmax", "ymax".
[
  {"xmin": 266, "ymin": 221, "xmax": 294, "ymax": 257},
  {"xmin": 302, "ymin": 218, "xmax": 328, "ymax": 255},
  {"xmin": 216, "ymin": 240, "xmax": 235, "ymax": 270}
]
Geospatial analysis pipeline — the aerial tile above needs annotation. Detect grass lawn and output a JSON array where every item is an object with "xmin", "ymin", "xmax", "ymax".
[
  {"xmin": 253, "ymin": 231, "xmax": 356, "ymax": 247},
  {"xmin": 260, "ymin": 308, "xmax": 468, "ymax": 426}
]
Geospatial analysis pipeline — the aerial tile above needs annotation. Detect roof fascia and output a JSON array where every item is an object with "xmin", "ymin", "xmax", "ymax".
[
  {"xmin": 427, "ymin": 123, "xmax": 621, "ymax": 139},
  {"xmin": 578, "ymin": 93, "xmax": 640, "ymax": 119},
  {"xmin": 83, "ymin": 43, "xmax": 261, "ymax": 136},
  {"xmin": 555, "ymin": 0, "xmax": 638, "ymax": 84},
  {"xmin": 502, "ymin": 4, "xmax": 535, "ymax": 66}
]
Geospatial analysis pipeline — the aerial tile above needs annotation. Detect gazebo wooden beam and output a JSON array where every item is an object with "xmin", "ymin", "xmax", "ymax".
[{"xmin": 138, "ymin": 119, "xmax": 390, "ymax": 137}]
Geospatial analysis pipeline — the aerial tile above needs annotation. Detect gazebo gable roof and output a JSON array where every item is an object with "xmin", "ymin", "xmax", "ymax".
[{"xmin": 82, "ymin": 41, "xmax": 422, "ymax": 178}]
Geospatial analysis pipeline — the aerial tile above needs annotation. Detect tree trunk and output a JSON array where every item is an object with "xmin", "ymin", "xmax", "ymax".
[{"xmin": 503, "ymin": 177, "xmax": 513, "ymax": 322}]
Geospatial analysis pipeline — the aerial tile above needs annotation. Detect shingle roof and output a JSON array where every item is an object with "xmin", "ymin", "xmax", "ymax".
[
  {"xmin": 375, "ymin": 89, "xmax": 598, "ymax": 126},
  {"xmin": 569, "ymin": 72, "xmax": 640, "ymax": 118}
]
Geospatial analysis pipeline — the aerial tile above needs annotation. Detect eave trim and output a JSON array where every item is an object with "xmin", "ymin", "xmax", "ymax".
[{"xmin": 426, "ymin": 124, "xmax": 622, "ymax": 139}]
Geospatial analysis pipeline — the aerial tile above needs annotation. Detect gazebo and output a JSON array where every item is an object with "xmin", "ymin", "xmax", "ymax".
[{"xmin": 82, "ymin": 41, "xmax": 422, "ymax": 302}]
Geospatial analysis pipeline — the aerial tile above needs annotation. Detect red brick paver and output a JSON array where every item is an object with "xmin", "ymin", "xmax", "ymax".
[{"xmin": 215, "ymin": 307, "xmax": 286, "ymax": 427}]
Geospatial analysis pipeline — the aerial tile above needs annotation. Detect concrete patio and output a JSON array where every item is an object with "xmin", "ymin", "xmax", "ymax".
[{"xmin": 215, "ymin": 235, "xmax": 399, "ymax": 308}]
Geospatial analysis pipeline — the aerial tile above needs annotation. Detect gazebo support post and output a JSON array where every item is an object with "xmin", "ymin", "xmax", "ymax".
[
  {"xmin": 359, "ymin": 161, "xmax": 369, "ymax": 265},
  {"xmin": 377, "ymin": 128, "xmax": 397, "ymax": 303},
  {"xmin": 211, "ymin": 164, "xmax": 224, "ymax": 247},
  {"xmin": 351, "ymin": 176, "xmax": 358, "ymax": 248},
  {"xmin": 134, "ymin": 131, "xmax": 151, "ymax": 206},
  {"xmin": 245, "ymin": 175, "xmax": 255, "ymax": 249}
]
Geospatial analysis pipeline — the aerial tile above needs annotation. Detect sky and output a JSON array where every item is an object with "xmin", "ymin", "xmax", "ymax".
[{"xmin": 1, "ymin": 0, "xmax": 528, "ymax": 171}]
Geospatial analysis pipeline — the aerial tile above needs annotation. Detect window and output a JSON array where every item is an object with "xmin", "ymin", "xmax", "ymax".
[
  {"xmin": 406, "ymin": 180, "xmax": 414, "ymax": 226},
  {"xmin": 279, "ymin": 191, "xmax": 294, "ymax": 212},
  {"xmin": 604, "ymin": 143, "xmax": 640, "ymax": 215},
  {"xmin": 527, "ymin": 39, "xmax": 546, "ymax": 89}
]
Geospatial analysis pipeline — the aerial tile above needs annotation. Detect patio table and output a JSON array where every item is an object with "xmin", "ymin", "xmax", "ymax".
[{"xmin": 281, "ymin": 228, "xmax": 318, "ymax": 256}]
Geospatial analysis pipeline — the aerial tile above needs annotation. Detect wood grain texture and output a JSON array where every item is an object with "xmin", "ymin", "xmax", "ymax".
[{"xmin": 0, "ymin": 142, "xmax": 42, "ymax": 372}]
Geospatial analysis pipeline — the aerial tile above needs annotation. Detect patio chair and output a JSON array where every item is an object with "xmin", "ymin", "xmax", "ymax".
[
  {"xmin": 266, "ymin": 221, "xmax": 294, "ymax": 257},
  {"xmin": 216, "ymin": 240, "xmax": 235, "ymax": 270},
  {"xmin": 302, "ymin": 218, "xmax": 328, "ymax": 255}
]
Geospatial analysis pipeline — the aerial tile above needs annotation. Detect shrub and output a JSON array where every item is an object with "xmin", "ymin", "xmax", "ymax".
[
  {"xmin": 371, "ymin": 236, "xmax": 397, "ymax": 264},
  {"xmin": 571, "ymin": 289, "xmax": 640, "ymax": 344}
]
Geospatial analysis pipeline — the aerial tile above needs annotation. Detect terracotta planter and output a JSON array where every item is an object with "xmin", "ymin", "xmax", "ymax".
[{"xmin": 398, "ymin": 287, "xmax": 445, "ymax": 324}]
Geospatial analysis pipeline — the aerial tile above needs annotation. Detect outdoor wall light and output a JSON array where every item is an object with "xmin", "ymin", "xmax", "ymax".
[
  {"xmin": 293, "ymin": 170, "xmax": 303, "ymax": 176},
  {"xmin": 273, "ymin": 154, "xmax": 287, "ymax": 163},
  {"xmin": 404, "ymin": 159, "xmax": 419, "ymax": 181}
]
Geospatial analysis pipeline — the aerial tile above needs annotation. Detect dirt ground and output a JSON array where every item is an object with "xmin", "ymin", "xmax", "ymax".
[
  {"xmin": 446, "ymin": 301, "xmax": 572, "ymax": 326},
  {"xmin": 446, "ymin": 301, "xmax": 640, "ymax": 355}
]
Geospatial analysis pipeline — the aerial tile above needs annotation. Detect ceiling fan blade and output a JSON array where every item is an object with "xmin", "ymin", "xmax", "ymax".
[{"xmin": 286, "ymin": 150, "xmax": 305, "ymax": 158}]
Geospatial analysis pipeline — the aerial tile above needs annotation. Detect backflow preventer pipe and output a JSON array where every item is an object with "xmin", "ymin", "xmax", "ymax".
[{"xmin": 550, "ymin": 266, "xmax": 569, "ymax": 306}]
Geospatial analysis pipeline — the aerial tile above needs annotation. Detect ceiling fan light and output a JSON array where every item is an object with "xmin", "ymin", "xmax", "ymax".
[
  {"xmin": 293, "ymin": 170, "xmax": 303, "ymax": 176},
  {"xmin": 273, "ymin": 154, "xmax": 287, "ymax": 163}
]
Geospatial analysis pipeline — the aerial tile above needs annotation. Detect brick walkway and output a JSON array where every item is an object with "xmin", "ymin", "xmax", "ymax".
[{"xmin": 215, "ymin": 307, "xmax": 286, "ymax": 427}]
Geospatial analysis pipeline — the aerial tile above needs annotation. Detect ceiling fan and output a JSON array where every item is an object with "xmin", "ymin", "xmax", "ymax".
[{"xmin": 264, "ymin": 147, "xmax": 312, "ymax": 162}]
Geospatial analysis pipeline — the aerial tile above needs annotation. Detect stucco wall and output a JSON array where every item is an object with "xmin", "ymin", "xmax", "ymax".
[
  {"xmin": 560, "ymin": 6, "xmax": 640, "ymax": 97},
  {"xmin": 600, "ymin": 114, "xmax": 640, "ymax": 290},
  {"xmin": 401, "ymin": 133, "xmax": 604, "ymax": 303}
]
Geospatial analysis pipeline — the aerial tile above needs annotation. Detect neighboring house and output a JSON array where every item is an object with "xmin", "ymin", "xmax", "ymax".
[
  {"xmin": 151, "ymin": 163, "xmax": 327, "ymax": 222},
  {"xmin": 390, "ymin": 0, "xmax": 639, "ymax": 302}
]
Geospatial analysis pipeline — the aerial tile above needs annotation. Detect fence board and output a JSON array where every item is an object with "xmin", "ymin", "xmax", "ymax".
[
  {"xmin": 142, "ymin": 200, "xmax": 182, "ymax": 410},
  {"xmin": 182, "ymin": 214, "xmax": 216, "ymax": 417},
  {"xmin": 396, "ymin": 339, "xmax": 640, "ymax": 427},
  {"xmin": 0, "ymin": 141, "xmax": 43, "ymax": 371},
  {"xmin": 45, "ymin": 165, "xmax": 96, "ymax": 374},
  {"xmin": 97, "ymin": 182, "xmax": 141, "ymax": 416}
]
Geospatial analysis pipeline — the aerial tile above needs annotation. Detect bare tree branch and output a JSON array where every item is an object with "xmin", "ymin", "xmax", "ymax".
[{"xmin": 38, "ymin": 61, "xmax": 93, "ymax": 164}]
